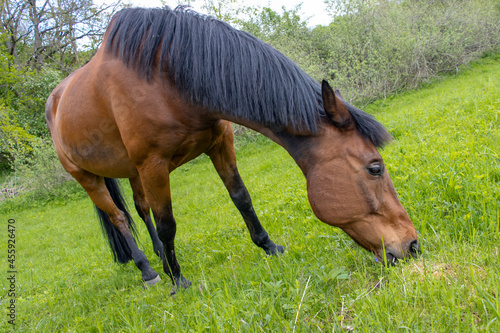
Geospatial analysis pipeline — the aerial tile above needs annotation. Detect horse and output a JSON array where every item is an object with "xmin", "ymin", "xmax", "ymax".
[{"xmin": 45, "ymin": 6, "xmax": 419, "ymax": 293}]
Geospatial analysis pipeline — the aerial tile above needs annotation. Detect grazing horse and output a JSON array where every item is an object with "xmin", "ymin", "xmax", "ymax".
[{"xmin": 46, "ymin": 7, "xmax": 419, "ymax": 292}]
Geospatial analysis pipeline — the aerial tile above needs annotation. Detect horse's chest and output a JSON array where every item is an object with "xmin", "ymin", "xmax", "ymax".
[{"xmin": 168, "ymin": 131, "xmax": 214, "ymax": 170}]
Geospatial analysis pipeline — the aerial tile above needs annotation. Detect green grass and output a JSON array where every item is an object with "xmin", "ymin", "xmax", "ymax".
[{"xmin": 1, "ymin": 54, "xmax": 499, "ymax": 332}]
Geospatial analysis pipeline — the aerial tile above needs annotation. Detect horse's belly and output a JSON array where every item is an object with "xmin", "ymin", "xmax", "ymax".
[{"xmin": 64, "ymin": 139, "xmax": 139, "ymax": 178}]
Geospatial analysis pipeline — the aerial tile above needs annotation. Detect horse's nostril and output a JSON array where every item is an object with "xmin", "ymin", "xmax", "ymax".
[
  {"xmin": 384, "ymin": 252, "xmax": 397, "ymax": 266},
  {"xmin": 409, "ymin": 240, "xmax": 421, "ymax": 257}
]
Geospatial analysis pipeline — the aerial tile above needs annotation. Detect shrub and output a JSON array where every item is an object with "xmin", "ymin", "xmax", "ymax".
[
  {"xmin": 0, "ymin": 137, "xmax": 75, "ymax": 203},
  {"xmin": 316, "ymin": 0, "xmax": 500, "ymax": 104},
  {"xmin": 0, "ymin": 104, "xmax": 35, "ymax": 170},
  {"xmin": 12, "ymin": 68, "xmax": 61, "ymax": 138},
  {"xmin": 0, "ymin": 66, "xmax": 62, "ymax": 172},
  {"xmin": 239, "ymin": 5, "xmax": 327, "ymax": 81}
]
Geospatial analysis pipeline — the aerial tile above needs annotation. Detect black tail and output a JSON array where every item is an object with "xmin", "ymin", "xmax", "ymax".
[{"xmin": 95, "ymin": 178, "xmax": 137, "ymax": 264}]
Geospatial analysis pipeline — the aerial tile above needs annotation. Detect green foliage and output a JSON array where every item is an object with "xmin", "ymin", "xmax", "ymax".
[
  {"xmin": 0, "ymin": 53, "xmax": 498, "ymax": 332},
  {"xmin": 233, "ymin": 0, "xmax": 500, "ymax": 103},
  {"xmin": 1, "ymin": 28, "xmax": 62, "ymax": 167},
  {"xmin": 198, "ymin": 0, "xmax": 241, "ymax": 22},
  {"xmin": 0, "ymin": 36, "xmax": 22, "ymax": 104},
  {"xmin": 0, "ymin": 104, "xmax": 35, "ymax": 169},
  {"xmin": 318, "ymin": 0, "xmax": 500, "ymax": 104},
  {"xmin": 11, "ymin": 137, "xmax": 73, "ymax": 194},
  {"xmin": 239, "ymin": 5, "xmax": 327, "ymax": 81},
  {"xmin": 0, "ymin": 68, "xmax": 61, "ymax": 170},
  {"xmin": 11, "ymin": 68, "xmax": 61, "ymax": 137},
  {"xmin": 239, "ymin": 5, "xmax": 308, "ymax": 39},
  {"xmin": 0, "ymin": 137, "xmax": 78, "ymax": 208}
]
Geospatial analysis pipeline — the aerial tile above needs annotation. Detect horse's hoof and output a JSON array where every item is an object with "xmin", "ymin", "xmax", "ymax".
[
  {"xmin": 265, "ymin": 244, "xmax": 285, "ymax": 256},
  {"xmin": 144, "ymin": 274, "xmax": 161, "ymax": 287},
  {"xmin": 170, "ymin": 276, "xmax": 191, "ymax": 295},
  {"xmin": 177, "ymin": 276, "xmax": 191, "ymax": 289},
  {"xmin": 170, "ymin": 284, "xmax": 188, "ymax": 296}
]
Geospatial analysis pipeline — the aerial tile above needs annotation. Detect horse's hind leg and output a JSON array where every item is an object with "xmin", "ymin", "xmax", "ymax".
[
  {"xmin": 73, "ymin": 171, "xmax": 160, "ymax": 285},
  {"xmin": 207, "ymin": 122, "xmax": 284, "ymax": 255},
  {"xmin": 129, "ymin": 177, "xmax": 164, "ymax": 258}
]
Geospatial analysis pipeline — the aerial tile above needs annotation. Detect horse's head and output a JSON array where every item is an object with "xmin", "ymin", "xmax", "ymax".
[{"xmin": 304, "ymin": 81, "xmax": 419, "ymax": 263}]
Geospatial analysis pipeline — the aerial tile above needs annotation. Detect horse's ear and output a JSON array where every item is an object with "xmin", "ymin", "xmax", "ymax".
[{"xmin": 321, "ymin": 80, "xmax": 354, "ymax": 130}]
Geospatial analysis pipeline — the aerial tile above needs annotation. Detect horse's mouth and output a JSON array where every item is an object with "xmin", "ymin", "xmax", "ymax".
[
  {"xmin": 375, "ymin": 240, "xmax": 421, "ymax": 265},
  {"xmin": 375, "ymin": 252, "xmax": 398, "ymax": 266}
]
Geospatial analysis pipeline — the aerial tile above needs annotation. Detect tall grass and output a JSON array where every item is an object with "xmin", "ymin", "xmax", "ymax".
[{"xmin": 0, "ymin": 55, "xmax": 499, "ymax": 332}]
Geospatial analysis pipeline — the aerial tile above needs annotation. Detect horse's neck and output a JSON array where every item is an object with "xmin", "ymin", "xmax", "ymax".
[
  {"xmin": 218, "ymin": 114, "xmax": 314, "ymax": 177},
  {"xmin": 272, "ymin": 130, "xmax": 314, "ymax": 177}
]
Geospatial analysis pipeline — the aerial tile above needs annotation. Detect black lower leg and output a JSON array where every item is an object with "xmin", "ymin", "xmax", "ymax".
[
  {"xmin": 118, "ymin": 226, "xmax": 159, "ymax": 282},
  {"xmin": 156, "ymin": 217, "xmax": 191, "ymax": 293},
  {"xmin": 230, "ymin": 173, "xmax": 284, "ymax": 255},
  {"xmin": 207, "ymin": 125, "xmax": 284, "ymax": 256},
  {"xmin": 130, "ymin": 178, "xmax": 164, "ymax": 258},
  {"xmin": 137, "ymin": 209, "xmax": 164, "ymax": 258}
]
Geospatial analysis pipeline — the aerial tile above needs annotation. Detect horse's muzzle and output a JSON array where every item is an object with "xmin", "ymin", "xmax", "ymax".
[
  {"xmin": 408, "ymin": 239, "xmax": 421, "ymax": 258},
  {"xmin": 380, "ymin": 239, "xmax": 421, "ymax": 265}
]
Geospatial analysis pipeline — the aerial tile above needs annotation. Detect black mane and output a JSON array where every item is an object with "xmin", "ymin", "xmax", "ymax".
[
  {"xmin": 345, "ymin": 103, "xmax": 393, "ymax": 148},
  {"xmin": 105, "ymin": 6, "xmax": 391, "ymax": 146}
]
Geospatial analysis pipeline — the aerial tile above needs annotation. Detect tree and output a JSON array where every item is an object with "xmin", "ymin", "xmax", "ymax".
[
  {"xmin": 239, "ymin": 5, "xmax": 308, "ymax": 40},
  {"xmin": 238, "ymin": 5, "xmax": 327, "ymax": 81},
  {"xmin": 1, "ymin": 0, "xmax": 122, "ymax": 72},
  {"xmin": 1, "ymin": 0, "xmax": 28, "ymax": 63}
]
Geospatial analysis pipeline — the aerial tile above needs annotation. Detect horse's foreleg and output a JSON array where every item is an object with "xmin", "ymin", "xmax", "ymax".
[
  {"xmin": 207, "ymin": 123, "xmax": 284, "ymax": 255},
  {"xmin": 129, "ymin": 177, "xmax": 164, "ymax": 258},
  {"xmin": 73, "ymin": 172, "xmax": 160, "ymax": 285},
  {"xmin": 137, "ymin": 161, "xmax": 191, "ymax": 294}
]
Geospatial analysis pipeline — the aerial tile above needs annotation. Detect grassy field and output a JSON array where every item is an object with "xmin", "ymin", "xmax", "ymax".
[{"xmin": 1, "ymin": 54, "xmax": 499, "ymax": 332}]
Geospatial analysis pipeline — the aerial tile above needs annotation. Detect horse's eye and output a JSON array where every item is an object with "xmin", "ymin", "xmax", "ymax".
[{"xmin": 367, "ymin": 163, "xmax": 383, "ymax": 176}]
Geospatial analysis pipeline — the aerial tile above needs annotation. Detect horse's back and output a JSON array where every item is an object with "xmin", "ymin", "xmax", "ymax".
[{"xmin": 46, "ymin": 49, "xmax": 230, "ymax": 177}]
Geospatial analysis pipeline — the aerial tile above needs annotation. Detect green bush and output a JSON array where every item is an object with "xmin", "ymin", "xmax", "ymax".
[
  {"xmin": 239, "ymin": 5, "xmax": 327, "ymax": 81},
  {"xmin": 0, "ymin": 137, "xmax": 76, "ymax": 205},
  {"xmin": 0, "ymin": 67, "xmax": 61, "ymax": 170},
  {"xmin": 236, "ymin": 0, "xmax": 500, "ymax": 105},
  {"xmin": 12, "ymin": 68, "xmax": 61, "ymax": 138},
  {"xmin": 0, "ymin": 103, "xmax": 35, "ymax": 170},
  {"xmin": 315, "ymin": 0, "xmax": 500, "ymax": 104}
]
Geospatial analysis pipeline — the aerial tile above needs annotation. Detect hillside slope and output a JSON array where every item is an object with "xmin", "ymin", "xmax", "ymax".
[{"xmin": 1, "ymin": 55, "xmax": 499, "ymax": 332}]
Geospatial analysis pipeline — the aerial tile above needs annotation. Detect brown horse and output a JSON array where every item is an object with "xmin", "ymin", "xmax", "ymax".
[{"xmin": 46, "ymin": 7, "xmax": 419, "ymax": 292}]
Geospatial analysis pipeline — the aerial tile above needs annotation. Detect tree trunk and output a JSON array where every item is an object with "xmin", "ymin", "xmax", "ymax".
[{"xmin": 29, "ymin": 0, "xmax": 44, "ymax": 70}]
